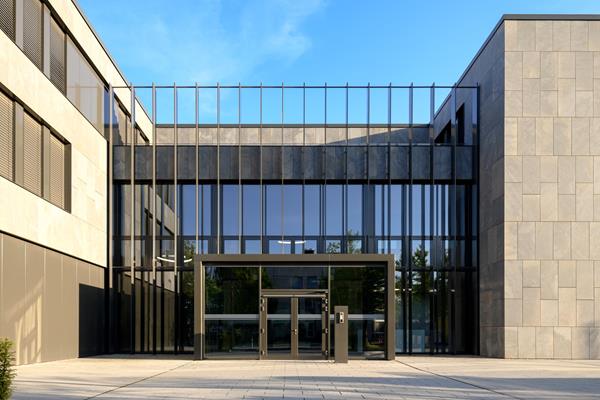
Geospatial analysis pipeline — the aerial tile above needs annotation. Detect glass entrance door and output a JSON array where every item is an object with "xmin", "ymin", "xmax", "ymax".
[
  {"xmin": 265, "ymin": 297, "xmax": 292, "ymax": 358},
  {"xmin": 261, "ymin": 294, "xmax": 327, "ymax": 359}
]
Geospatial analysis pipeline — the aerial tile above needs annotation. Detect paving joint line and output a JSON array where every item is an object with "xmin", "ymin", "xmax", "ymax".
[
  {"xmin": 395, "ymin": 360, "xmax": 522, "ymax": 400},
  {"xmin": 84, "ymin": 360, "xmax": 193, "ymax": 399}
]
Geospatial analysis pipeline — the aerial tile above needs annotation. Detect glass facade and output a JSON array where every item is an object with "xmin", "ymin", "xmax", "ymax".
[{"xmin": 110, "ymin": 85, "xmax": 478, "ymax": 357}]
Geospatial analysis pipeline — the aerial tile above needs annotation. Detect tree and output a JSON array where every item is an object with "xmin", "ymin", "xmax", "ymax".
[{"xmin": 0, "ymin": 338, "xmax": 15, "ymax": 400}]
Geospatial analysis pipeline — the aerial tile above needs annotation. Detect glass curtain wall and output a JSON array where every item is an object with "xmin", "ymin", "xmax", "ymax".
[{"xmin": 111, "ymin": 85, "xmax": 478, "ymax": 356}]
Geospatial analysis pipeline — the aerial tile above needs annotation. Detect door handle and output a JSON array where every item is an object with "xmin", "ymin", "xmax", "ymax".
[{"xmin": 292, "ymin": 329, "xmax": 298, "ymax": 335}]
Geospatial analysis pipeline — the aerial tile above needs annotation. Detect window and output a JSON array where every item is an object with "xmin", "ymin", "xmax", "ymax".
[
  {"xmin": 325, "ymin": 185, "xmax": 342, "ymax": 235},
  {"xmin": 48, "ymin": 133, "xmax": 65, "ymax": 208},
  {"xmin": 2, "ymin": 0, "xmax": 111, "ymax": 136},
  {"xmin": 242, "ymin": 185, "xmax": 260, "ymax": 235},
  {"xmin": 67, "ymin": 37, "xmax": 106, "ymax": 133},
  {"xmin": 22, "ymin": 0, "xmax": 43, "ymax": 70},
  {"xmin": 0, "ymin": 88, "xmax": 70, "ymax": 210},
  {"xmin": 282, "ymin": 185, "xmax": 301, "ymax": 236},
  {"xmin": 49, "ymin": 16, "xmax": 66, "ymax": 93},
  {"xmin": 0, "ymin": 91, "xmax": 14, "ymax": 180},
  {"xmin": 221, "ymin": 185, "xmax": 239, "ymax": 236},
  {"xmin": 265, "ymin": 185, "xmax": 281, "ymax": 236},
  {"xmin": 0, "ymin": 0, "xmax": 15, "ymax": 40},
  {"xmin": 303, "ymin": 185, "xmax": 320, "ymax": 236},
  {"xmin": 346, "ymin": 185, "xmax": 362, "ymax": 235},
  {"xmin": 22, "ymin": 111, "xmax": 42, "ymax": 196}
]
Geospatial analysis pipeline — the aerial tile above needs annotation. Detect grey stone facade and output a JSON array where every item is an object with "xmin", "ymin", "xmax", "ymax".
[{"xmin": 462, "ymin": 16, "xmax": 600, "ymax": 359}]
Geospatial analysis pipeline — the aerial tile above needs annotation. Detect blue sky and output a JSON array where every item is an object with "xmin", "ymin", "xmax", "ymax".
[{"xmin": 78, "ymin": 0, "xmax": 600, "ymax": 123}]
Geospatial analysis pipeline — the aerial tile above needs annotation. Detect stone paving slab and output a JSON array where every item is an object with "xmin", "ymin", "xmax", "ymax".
[{"xmin": 11, "ymin": 356, "xmax": 600, "ymax": 399}]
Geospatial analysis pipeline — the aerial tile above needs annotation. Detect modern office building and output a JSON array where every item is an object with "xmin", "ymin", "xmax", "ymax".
[{"xmin": 0, "ymin": 1, "xmax": 599, "ymax": 364}]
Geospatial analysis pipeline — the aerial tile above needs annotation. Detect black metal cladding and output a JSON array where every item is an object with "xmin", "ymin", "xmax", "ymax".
[{"xmin": 114, "ymin": 139, "xmax": 473, "ymax": 182}]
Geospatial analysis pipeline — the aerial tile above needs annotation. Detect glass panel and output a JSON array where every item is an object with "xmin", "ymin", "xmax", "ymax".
[
  {"xmin": 298, "ymin": 297, "xmax": 322, "ymax": 358},
  {"xmin": 179, "ymin": 271, "xmax": 194, "ymax": 351},
  {"xmin": 244, "ymin": 239, "xmax": 261, "ymax": 254},
  {"xmin": 267, "ymin": 297, "xmax": 291, "ymax": 357},
  {"xmin": 395, "ymin": 270, "xmax": 407, "ymax": 353},
  {"xmin": 325, "ymin": 240, "xmax": 341, "ymax": 253},
  {"xmin": 304, "ymin": 185, "xmax": 320, "ymax": 236},
  {"xmin": 411, "ymin": 185, "xmax": 422, "ymax": 236},
  {"xmin": 205, "ymin": 320, "xmax": 259, "ymax": 358},
  {"xmin": 300, "ymin": 239, "xmax": 317, "ymax": 254},
  {"xmin": 390, "ymin": 184, "xmax": 405, "ymax": 236},
  {"xmin": 411, "ymin": 240, "xmax": 431, "ymax": 268},
  {"xmin": 199, "ymin": 184, "xmax": 213, "ymax": 236},
  {"xmin": 325, "ymin": 184, "xmax": 342, "ymax": 235},
  {"xmin": 346, "ymin": 238, "xmax": 362, "ymax": 254},
  {"xmin": 179, "ymin": 184, "xmax": 195, "ymax": 236},
  {"xmin": 223, "ymin": 239, "xmax": 239, "ymax": 254},
  {"xmin": 221, "ymin": 184, "xmax": 239, "ymax": 235},
  {"xmin": 242, "ymin": 185, "xmax": 260, "ymax": 235},
  {"xmin": 330, "ymin": 265, "xmax": 385, "ymax": 357},
  {"xmin": 265, "ymin": 185, "xmax": 282, "ymax": 236},
  {"xmin": 66, "ymin": 37, "xmax": 106, "ymax": 133},
  {"xmin": 283, "ymin": 185, "xmax": 302, "ymax": 236},
  {"xmin": 262, "ymin": 266, "xmax": 327, "ymax": 290},
  {"xmin": 374, "ymin": 184, "xmax": 388, "ymax": 236},
  {"xmin": 411, "ymin": 271, "xmax": 431, "ymax": 353},
  {"xmin": 347, "ymin": 185, "xmax": 362, "ymax": 235},
  {"xmin": 205, "ymin": 266, "xmax": 259, "ymax": 314},
  {"xmin": 267, "ymin": 239, "xmax": 290, "ymax": 254}
]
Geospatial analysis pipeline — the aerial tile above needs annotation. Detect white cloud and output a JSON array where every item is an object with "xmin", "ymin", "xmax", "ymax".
[{"xmin": 88, "ymin": 0, "xmax": 326, "ymax": 84}]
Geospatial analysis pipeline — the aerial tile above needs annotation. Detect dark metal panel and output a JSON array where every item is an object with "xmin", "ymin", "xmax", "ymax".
[
  {"xmin": 177, "ymin": 146, "xmax": 195, "ymax": 180},
  {"xmin": 198, "ymin": 146, "xmax": 217, "ymax": 180},
  {"xmin": 113, "ymin": 146, "xmax": 130, "ymax": 180},
  {"xmin": 302, "ymin": 146, "xmax": 323, "ymax": 181},
  {"xmin": 411, "ymin": 146, "xmax": 430, "ymax": 181},
  {"xmin": 368, "ymin": 146, "xmax": 387, "ymax": 180},
  {"xmin": 134, "ymin": 146, "xmax": 152, "ymax": 180},
  {"xmin": 346, "ymin": 146, "xmax": 366, "ymax": 180},
  {"xmin": 218, "ymin": 145, "xmax": 239, "ymax": 181},
  {"xmin": 240, "ymin": 146, "xmax": 260, "ymax": 180},
  {"xmin": 389, "ymin": 145, "xmax": 409, "ymax": 180},
  {"xmin": 325, "ymin": 146, "xmax": 344, "ymax": 180},
  {"xmin": 261, "ymin": 146, "xmax": 281, "ymax": 181},
  {"xmin": 156, "ymin": 146, "xmax": 174, "ymax": 180},
  {"xmin": 282, "ymin": 146, "xmax": 302, "ymax": 180},
  {"xmin": 456, "ymin": 146, "xmax": 473, "ymax": 181},
  {"xmin": 433, "ymin": 146, "xmax": 452, "ymax": 180}
]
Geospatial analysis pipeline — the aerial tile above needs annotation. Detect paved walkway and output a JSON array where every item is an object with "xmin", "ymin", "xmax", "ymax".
[{"xmin": 12, "ymin": 356, "xmax": 600, "ymax": 399}]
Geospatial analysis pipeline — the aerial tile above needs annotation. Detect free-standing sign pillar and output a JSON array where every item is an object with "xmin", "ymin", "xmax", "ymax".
[{"xmin": 334, "ymin": 305, "xmax": 348, "ymax": 363}]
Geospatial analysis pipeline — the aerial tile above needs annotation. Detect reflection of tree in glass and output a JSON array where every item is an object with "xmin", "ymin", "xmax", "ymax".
[
  {"xmin": 326, "ymin": 230, "xmax": 361, "ymax": 254},
  {"xmin": 205, "ymin": 267, "xmax": 259, "ymax": 314},
  {"xmin": 411, "ymin": 244, "xmax": 431, "ymax": 297}
]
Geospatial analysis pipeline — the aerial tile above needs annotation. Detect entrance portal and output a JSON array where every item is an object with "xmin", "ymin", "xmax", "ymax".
[
  {"xmin": 260, "ymin": 292, "xmax": 328, "ymax": 359},
  {"xmin": 193, "ymin": 254, "xmax": 396, "ymax": 361}
]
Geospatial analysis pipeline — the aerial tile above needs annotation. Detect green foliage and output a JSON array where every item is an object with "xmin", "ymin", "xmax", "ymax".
[{"xmin": 0, "ymin": 338, "xmax": 15, "ymax": 400}]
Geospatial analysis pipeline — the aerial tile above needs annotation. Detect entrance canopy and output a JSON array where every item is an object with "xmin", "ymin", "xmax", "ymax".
[{"xmin": 194, "ymin": 254, "xmax": 395, "ymax": 360}]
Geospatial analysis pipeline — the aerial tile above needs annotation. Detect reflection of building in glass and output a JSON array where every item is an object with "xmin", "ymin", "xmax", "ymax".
[{"xmin": 2, "ymin": 4, "xmax": 600, "ymax": 364}]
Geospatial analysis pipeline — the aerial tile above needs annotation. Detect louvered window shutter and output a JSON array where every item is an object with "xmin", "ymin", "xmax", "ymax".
[
  {"xmin": 0, "ymin": 91, "xmax": 14, "ymax": 180},
  {"xmin": 23, "ymin": 112, "xmax": 42, "ymax": 196},
  {"xmin": 23, "ymin": 0, "xmax": 42, "ymax": 70},
  {"xmin": 0, "ymin": 0, "xmax": 15, "ymax": 40},
  {"xmin": 49, "ymin": 134, "xmax": 64, "ymax": 208},
  {"xmin": 49, "ymin": 16, "xmax": 65, "ymax": 93}
]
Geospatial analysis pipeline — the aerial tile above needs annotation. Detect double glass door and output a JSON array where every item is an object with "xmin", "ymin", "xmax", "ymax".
[{"xmin": 260, "ymin": 293, "xmax": 328, "ymax": 359}]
